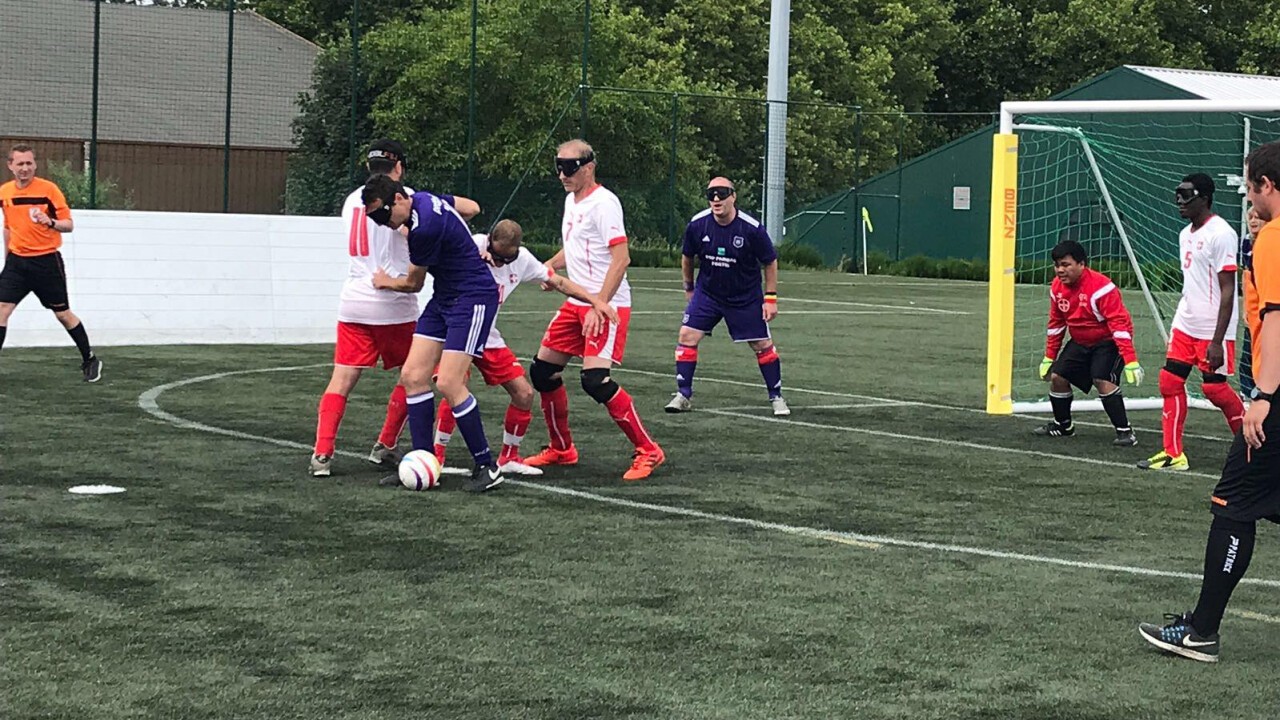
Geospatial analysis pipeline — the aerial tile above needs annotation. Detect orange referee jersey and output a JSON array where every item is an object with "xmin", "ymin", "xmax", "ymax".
[
  {"xmin": 1246, "ymin": 219, "xmax": 1280, "ymax": 372},
  {"xmin": 0, "ymin": 177, "xmax": 71, "ymax": 257}
]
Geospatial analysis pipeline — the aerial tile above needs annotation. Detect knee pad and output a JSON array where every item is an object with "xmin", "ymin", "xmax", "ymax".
[
  {"xmin": 1202, "ymin": 373, "xmax": 1228, "ymax": 385},
  {"xmin": 1159, "ymin": 367, "xmax": 1188, "ymax": 397},
  {"xmin": 530, "ymin": 358, "xmax": 565, "ymax": 393},
  {"xmin": 580, "ymin": 367, "xmax": 620, "ymax": 404},
  {"xmin": 1163, "ymin": 360, "xmax": 1193, "ymax": 379}
]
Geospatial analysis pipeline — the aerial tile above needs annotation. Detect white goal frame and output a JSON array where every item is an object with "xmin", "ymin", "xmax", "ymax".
[{"xmin": 986, "ymin": 99, "xmax": 1280, "ymax": 415}]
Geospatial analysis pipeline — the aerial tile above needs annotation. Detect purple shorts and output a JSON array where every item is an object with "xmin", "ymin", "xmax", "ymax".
[
  {"xmin": 415, "ymin": 291, "xmax": 499, "ymax": 357},
  {"xmin": 682, "ymin": 288, "xmax": 770, "ymax": 342}
]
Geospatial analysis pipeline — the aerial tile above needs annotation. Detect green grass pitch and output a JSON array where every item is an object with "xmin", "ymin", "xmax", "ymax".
[{"xmin": 2, "ymin": 268, "xmax": 1276, "ymax": 719}]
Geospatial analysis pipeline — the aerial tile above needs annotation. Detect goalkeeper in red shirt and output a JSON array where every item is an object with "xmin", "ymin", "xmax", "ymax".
[{"xmin": 1034, "ymin": 240, "xmax": 1143, "ymax": 445}]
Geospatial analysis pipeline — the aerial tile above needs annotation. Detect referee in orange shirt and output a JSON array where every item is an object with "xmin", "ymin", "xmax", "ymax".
[
  {"xmin": 0, "ymin": 144, "xmax": 102, "ymax": 381},
  {"xmin": 1139, "ymin": 140, "xmax": 1280, "ymax": 663}
]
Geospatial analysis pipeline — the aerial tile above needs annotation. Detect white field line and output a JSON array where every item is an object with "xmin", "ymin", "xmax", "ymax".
[
  {"xmin": 134, "ymin": 364, "xmax": 1280, "ymax": 591},
  {"xmin": 606, "ymin": 365, "xmax": 1231, "ymax": 445},
  {"xmin": 1229, "ymin": 609, "xmax": 1280, "ymax": 624},
  {"xmin": 701, "ymin": 408, "xmax": 1224, "ymax": 482},
  {"xmin": 627, "ymin": 284, "xmax": 971, "ymax": 315},
  {"xmin": 713, "ymin": 402, "xmax": 910, "ymax": 411},
  {"xmin": 1010, "ymin": 411, "xmax": 1230, "ymax": 444}
]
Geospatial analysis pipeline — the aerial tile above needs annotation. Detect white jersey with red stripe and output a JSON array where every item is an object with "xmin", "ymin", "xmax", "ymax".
[
  {"xmin": 561, "ymin": 184, "xmax": 631, "ymax": 308},
  {"xmin": 1171, "ymin": 214, "xmax": 1238, "ymax": 341},
  {"xmin": 472, "ymin": 233, "xmax": 551, "ymax": 349},
  {"xmin": 337, "ymin": 186, "xmax": 430, "ymax": 325}
]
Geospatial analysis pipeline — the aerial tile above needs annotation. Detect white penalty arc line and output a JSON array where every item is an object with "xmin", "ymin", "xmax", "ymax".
[
  {"xmin": 136, "ymin": 364, "xmax": 1280, "ymax": 590},
  {"xmin": 702, "ymin": 408, "xmax": 1224, "ymax": 482},
  {"xmin": 606, "ymin": 365, "xmax": 1232, "ymax": 446}
]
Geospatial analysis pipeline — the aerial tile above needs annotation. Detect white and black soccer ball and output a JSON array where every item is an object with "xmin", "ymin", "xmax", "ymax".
[{"xmin": 398, "ymin": 449, "xmax": 442, "ymax": 491}]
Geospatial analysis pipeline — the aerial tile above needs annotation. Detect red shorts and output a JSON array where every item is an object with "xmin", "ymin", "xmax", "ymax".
[
  {"xmin": 1167, "ymin": 327, "xmax": 1235, "ymax": 375},
  {"xmin": 541, "ymin": 301, "xmax": 631, "ymax": 364},
  {"xmin": 431, "ymin": 347, "xmax": 526, "ymax": 387},
  {"xmin": 473, "ymin": 346, "xmax": 526, "ymax": 386},
  {"xmin": 334, "ymin": 321, "xmax": 414, "ymax": 370}
]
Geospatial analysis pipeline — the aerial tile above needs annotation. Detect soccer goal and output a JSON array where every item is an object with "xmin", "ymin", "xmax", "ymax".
[{"xmin": 986, "ymin": 99, "xmax": 1280, "ymax": 414}]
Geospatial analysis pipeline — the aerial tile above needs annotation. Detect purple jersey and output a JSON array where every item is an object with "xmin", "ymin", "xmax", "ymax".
[
  {"xmin": 682, "ymin": 208, "xmax": 777, "ymax": 306},
  {"xmin": 406, "ymin": 192, "xmax": 496, "ymax": 300}
]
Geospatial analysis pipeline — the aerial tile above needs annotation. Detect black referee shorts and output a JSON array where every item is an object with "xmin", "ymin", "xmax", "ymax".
[
  {"xmin": 1050, "ymin": 339, "xmax": 1123, "ymax": 393},
  {"xmin": 0, "ymin": 251, "xmax": 70, "ymax": 311},
  {"xmin": 1211, "ymin": 406, "xmax": 1280, "ymax": 522}
]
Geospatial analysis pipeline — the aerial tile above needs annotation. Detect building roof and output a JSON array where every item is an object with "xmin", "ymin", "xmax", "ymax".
[
  {"xmin": 0, "ymin": 0, "xmax": 318, "ymax": 148},
  {"xmin": 1125, "ymin": 65, "xmax": 1280, "ymax": 101}
]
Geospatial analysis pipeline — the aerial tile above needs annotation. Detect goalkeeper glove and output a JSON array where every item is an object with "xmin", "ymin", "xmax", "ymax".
[
  {"xmin": 1124, "ymin": 361, "xmax": 1144, "ymax": 386},
  {"xmin": 1039, "ymin": 356, "xmax": 1054, "ymax": 380}
]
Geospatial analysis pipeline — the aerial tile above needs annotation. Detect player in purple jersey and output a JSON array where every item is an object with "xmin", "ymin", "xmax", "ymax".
[
  {"xmin": 665, "ymin": 177, "xmax": 789, "ymax": 416},
  {"xmin": 362, "ymin": 174, "xmax": 504, "ymax": 492}
]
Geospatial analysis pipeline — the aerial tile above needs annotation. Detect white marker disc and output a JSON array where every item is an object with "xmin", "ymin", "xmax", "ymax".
[{"xmin": 68, "ymin": 485, "xmax": 127, "ymax": 495}]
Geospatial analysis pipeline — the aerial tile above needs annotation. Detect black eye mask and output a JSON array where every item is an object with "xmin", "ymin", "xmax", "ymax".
[
  {"xmin": 706, "ymin": 186, "xmax": 734, "ymax": 202},
  {"xmin": 1175, "ymin": 182, "xmax": 1205, "ymax": 206},
  {"xmin": 367, "ymin": 203, "xmax": 393, "ymax": 226},
  {"xmin": 555, "ymin": 152, "xmax": 595, "ymax": 177}
]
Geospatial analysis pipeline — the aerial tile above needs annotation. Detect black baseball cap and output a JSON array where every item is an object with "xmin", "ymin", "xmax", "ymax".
[{"xmin": 367, "ymin": 139, "xmax": 407, "ymax": 169}]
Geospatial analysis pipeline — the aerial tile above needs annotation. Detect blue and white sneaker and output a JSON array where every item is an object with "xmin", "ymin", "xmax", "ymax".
[{"xmin": 1138, "ymin": 612, "xmax": 1219, "ymax": 663}]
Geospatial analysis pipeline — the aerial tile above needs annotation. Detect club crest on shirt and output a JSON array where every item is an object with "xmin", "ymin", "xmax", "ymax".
[
  {"xmin": 716, "ymin": 247, "xmax": 726, "ymax": 256},
  {"xmin": 1057, "ymin": 298, "xmax": 1070, "ymax": 313},
  {"xmin": 733, "ymin": 236, "xmax": 745, "ymax": 248}
]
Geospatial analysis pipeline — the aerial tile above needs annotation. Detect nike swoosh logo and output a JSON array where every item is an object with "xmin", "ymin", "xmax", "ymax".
[{"xmin": 1182, "ymin": 636, "xmax": 1216, "ymax": 648}]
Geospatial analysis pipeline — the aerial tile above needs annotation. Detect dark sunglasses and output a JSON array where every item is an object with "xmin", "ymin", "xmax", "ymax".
[
  {"xmin": 555, "ymin": 153, "xmax": 594, "ymax": 178},
  {"xmin": 1174, "ymin": 183, "xmax": 1201, "ymax": 206},
  {"xmin": 706, "ymin": 186, "xmax": 734, "ymax": 202}
]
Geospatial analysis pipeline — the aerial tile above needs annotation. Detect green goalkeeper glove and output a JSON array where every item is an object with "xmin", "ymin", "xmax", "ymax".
[
  {"xmin": 1124, "ymin": 361, "xmax": 1144, "ymax": 386},
  {"xmin": 1039, "ymin": 356, "xmax": 1054, "ymax": 380}
]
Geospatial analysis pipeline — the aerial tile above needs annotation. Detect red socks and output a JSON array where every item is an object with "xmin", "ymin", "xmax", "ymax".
[
  {"xmin": 1159, "ymin": 369, "xmax": 1188, "ymax": 457},
  {"xmin": 499, "ymin": 405, "xmax": 533, "ymax": 464},
  {"xmin": 315, "ymin": 392, "xmax": 347, "ymax": 456},
  {"xmin": 377, "ymin": 385, "xmax": 408, "ymax": 448},
  {"xmin": 540, "ymin": 385, "xmax": 573, "ymax": 451},
  {"xmin": 605, "ymin": 387, "xmax": 657, "ymax": 452},
  {"xmin": 1203, "ymin": 381, "xmax": 1245, "ymax": 434}
]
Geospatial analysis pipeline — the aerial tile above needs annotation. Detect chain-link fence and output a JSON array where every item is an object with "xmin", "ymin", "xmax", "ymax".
[{"xmin": 0, "ymin": 0, "xmax": 989, "ymax": 252}]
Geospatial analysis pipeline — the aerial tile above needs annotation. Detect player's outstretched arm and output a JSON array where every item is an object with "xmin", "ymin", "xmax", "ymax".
[
  {"xmin": 372, "ymin": 265, "xmax": 428, "ymax": 293},
  {"xmin": 545, "ymin": 249, "xmax": 566, "ymax": 271},
  {"xmin": 546, "ymin": 273, "xmax": 619, "ymax": 323},
  {"xmin": 452, "ymin": 196, "xmax": 481, "ymax": 220}
]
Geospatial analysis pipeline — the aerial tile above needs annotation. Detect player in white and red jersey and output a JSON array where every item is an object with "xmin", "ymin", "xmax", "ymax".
[
  {"xmin": 524, "ymin": 139, "xmax": 665, "ymax": 481},
  {"xmin": 1034, "ymin": 239, "xmax": 1145, "ymax": 444},
  {"xmin": 433, "ymin": 219, "xmax": 617, "ymax": 475},
  {"xmin": 309, "ymin": 139, "xmax": 479, "ymax": 477},
  {"xmin": 1139, "ymin": 174, "xmax": 1245, "ymax": 472}
]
